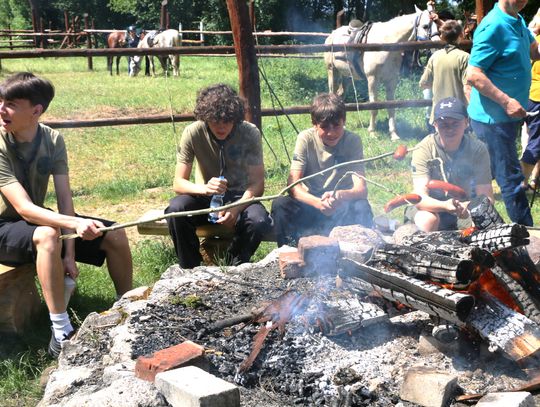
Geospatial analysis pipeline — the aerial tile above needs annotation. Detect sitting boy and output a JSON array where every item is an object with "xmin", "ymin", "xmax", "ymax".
[
  {"xmin": 0, "ymin": 72, "xmax": 133, "ymax": 357},
  {"xmin": 271, "ymin": 93, "xmax": 373, "ymax": 247},
  {"xmin": 408, "ymin": 97, "xmax": 494, "ymax": 232},
  {"xmin": 165, "ymin": 83, "xmax": 272, "ymax": 268}
]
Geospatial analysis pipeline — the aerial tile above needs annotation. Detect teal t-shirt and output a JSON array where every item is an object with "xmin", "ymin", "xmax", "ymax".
[{"xmin": 467, "ymin": 3, "xmax": 534, "ymax": 124}]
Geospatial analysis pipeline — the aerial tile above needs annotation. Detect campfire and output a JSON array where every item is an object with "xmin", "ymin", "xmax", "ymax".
[{"xmin": 41, "ymin": 194, "xmax": 540, "ymax": 406}]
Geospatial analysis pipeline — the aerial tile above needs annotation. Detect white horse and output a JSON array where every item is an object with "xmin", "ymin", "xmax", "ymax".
[
  {"xmin": 324, "ymin": 7, "xmax": 437, "ymax": 140},
  {"xmin": 130, "ymin": 29, "xmax": 180, "ymax": 77}
]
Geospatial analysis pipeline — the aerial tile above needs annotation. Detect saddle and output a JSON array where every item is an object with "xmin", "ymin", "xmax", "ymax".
[{"xmin": 146, "ymin": 30, "xmax": 161, "ymax": 47}]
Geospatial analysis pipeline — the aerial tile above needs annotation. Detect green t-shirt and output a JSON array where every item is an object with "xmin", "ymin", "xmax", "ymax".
[
  {"xmin": 0, "ymin": 124, "xmax": 68, "ymax": 219},
  {"xmin": 419, "ymin": 45, "xmax": 470, "ymax": 123},
  {"xmin": 177, "ymin": 120, "xmax": 263, "ymax": 193},
  {"xmin": 290, "ymin": 128, "xmax": 364, "ymax": 197},
  {"xmin": 411, "ymin": 132, "xmax": 491, "ymax": 200}
]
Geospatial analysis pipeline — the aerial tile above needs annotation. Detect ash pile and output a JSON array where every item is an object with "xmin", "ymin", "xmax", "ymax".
[{"xmin": 40, "ymin": 198, "xmax": 540, "ymax": 407}]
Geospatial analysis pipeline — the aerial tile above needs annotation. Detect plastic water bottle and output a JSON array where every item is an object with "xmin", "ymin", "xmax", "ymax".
[{"xmin": 208, "ymin": 176, "xmax": 225, "ymax": 223}]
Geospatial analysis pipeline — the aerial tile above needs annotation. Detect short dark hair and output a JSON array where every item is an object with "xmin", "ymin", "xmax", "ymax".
[
  {"xmin": 193, "ymin": 83, "xmax": 245, "ymax": 124},
  {"xmin": 0, "ymin": 72, "xmax": 55, "ymax": 113},
  {"xmin": 310, "ymin": 93, "xmax": 346, "ymax": 125},
  {"xmin": 440, "ymin": 20, "xmax": 463, "ymax": 44}
]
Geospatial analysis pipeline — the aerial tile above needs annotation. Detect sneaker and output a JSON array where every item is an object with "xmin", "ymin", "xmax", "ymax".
[{"xmin": 48, "ymin": 328, "xmax": 75, "ymax": 358}]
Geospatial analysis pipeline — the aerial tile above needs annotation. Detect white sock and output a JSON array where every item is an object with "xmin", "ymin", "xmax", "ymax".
[{"xmin": 50, "ymin": 312, "xmax": 74, "ymax": 342}]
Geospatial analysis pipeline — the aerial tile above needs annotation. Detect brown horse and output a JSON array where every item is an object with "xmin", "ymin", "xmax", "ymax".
[
  {"xmin": 463, "ymin": 11, "xmax": 477, "ymax": 40},
  {"xmin": 106, "ymin": 31, "xmax": 126, "ymax": 75}
]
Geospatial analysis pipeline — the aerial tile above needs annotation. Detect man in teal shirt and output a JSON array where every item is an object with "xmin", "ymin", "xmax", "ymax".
[{"xmin": 467, "ymin": 0, "xmax": 540, "ymax": 226}]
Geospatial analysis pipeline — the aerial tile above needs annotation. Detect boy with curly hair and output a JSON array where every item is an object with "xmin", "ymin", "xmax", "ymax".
[
  {"xmin": 0, "ymin": 72, "xmax": 133, "ymax": 357},
  {"xmin": 165, "ymin": 83, "xmax": 271, "ymax": 268}
]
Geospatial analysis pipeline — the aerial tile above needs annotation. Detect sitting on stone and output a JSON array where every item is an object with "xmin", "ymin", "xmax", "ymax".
[
  {"xmin": 165, "ymin": 83, "xmax": 272, "ymax": 268},
  {"xmin": 407, "ymin": 97, "xmax": 494, "ymax": 232},
  {"xmin": 0, "ymin": 72, "xmax": 133, "ymax": 357},
  {"xmin": 271, "ymin": 93, "xmax": 373, "ymax": 247}
]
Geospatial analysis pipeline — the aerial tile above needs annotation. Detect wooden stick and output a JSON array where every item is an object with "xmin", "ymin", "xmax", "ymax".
[{"xmin": 60, "ymin": 147, "xmax": 413, "ymax": 240}]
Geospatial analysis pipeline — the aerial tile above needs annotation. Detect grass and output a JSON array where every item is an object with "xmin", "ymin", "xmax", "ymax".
[{"xmin": 0, "ymin": 54, "xmax": 533, "ymax": 404}]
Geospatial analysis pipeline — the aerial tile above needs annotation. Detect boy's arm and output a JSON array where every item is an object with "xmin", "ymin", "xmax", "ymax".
[
  {"xmin": 288, "ymin": 169, "xmax": 331, "ymax": 212},
  {"xmin": 173, "ymin": 162, "xmax": 226, "ymax": 196},
  {"xmin": 0, "ymin": 179, "xmax": 102, "ymax": 237}
]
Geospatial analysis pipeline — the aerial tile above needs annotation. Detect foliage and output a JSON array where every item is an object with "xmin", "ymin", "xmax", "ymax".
[{"xmin": 0, "ymin": 0, "xmax": 31, "ymax": 30}]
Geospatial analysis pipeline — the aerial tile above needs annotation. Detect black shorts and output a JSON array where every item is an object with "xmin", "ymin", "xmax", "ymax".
[{"xmin": 0, "ymin": 214, "xmax": 113, "ymax": 267}]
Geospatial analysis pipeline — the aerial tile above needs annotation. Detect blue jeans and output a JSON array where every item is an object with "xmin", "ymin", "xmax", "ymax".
[{"xmin": 471, "ymin": 120, "xmax": 532, "ymax": 226}]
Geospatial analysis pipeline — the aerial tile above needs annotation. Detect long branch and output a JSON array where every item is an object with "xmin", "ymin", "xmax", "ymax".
[{"xmin": 60, "ymin": 147, "xmax": 415, "ymax": 240}]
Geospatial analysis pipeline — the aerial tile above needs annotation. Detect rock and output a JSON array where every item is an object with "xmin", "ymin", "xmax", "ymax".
[
  {"xmin": 399, "ymin": 366, "xmax": 458, "ymax": 407},
  {"xmin": 155, "ymin": 366, "xmax": 240, "ymax": 407},
  {"xmin": 476, "ymin": 392, "xmax": 535, "ymax": 407}
]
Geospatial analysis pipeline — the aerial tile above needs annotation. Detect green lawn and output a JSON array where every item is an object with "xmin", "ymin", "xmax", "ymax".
[{"xmin": 0, "ymin": 54, "xmax": 532, "ymax": 405}]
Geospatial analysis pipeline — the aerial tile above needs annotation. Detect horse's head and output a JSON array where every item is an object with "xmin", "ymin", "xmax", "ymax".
[
  {"xmin": 411, "ymin": 7, "xmax": 439, "ymax": 41},
  {"xmin": 462, "ymin": 12, "xmax": 477, "ymax": 40}
]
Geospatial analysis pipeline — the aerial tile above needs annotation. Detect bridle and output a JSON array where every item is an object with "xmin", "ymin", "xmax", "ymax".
[{"xmin": 412, "ymin": 10, "xmax": 439, "ymax": 41}]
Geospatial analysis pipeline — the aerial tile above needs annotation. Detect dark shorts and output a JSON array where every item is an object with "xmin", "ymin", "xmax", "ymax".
[
  {"xmin": 523, "ymin": 99, "xmax": 540, "ymax": 165},
  {"xmin": 0, "ymin": 214, "xmax": 113, "ymax": 267}
]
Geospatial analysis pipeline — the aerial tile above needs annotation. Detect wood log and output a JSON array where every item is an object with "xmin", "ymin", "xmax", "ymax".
[
  {"xmin": 340, "ymin": 259, "xmax": 475, "ymax": 324},
  {"xmin": 461, "ymin": 223, "xmax": 530, "ymax": 252},
  {"xmin": 466, "ymin": 292, "xmax": 540, "ymax": 366},
  {"xmin": 371, "ymin": 243, "xmax": 474, "ymax": 284},
  {"xmin": 399, "ymin": 231, "xmax": 495, "ymax": 268}
]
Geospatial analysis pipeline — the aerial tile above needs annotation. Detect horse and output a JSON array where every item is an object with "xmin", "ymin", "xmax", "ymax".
[
  {"xmin": 130, "ymin": 29, "xmax": 180, "ymax": 77},
  {"xmin": 324, "ymin": 7, "xmax": 438, "ymax": 141},
  {"xmin": 106, "ymin": 31, "xmax": 126, "ymax": 76},
  {"xmin": 462, "ymin": 11, "xmax": 478, "ymax": 40}
]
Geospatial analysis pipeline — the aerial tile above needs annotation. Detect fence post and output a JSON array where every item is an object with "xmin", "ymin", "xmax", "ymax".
[
  {"xmin": 64, "ymin": 11, "xmax": 70, "ymax": 48},
  {"xmin": 84, "ymin": 14, "xmax": 93, "ymax": 70},
  {"xmin": 40, "ymin": 17, "xmax": 46, "ymax": 48},
  {"xmin": 199, "ymin": 21, "xmax": 204, "ymax": 45},
  {"xmin": 178, "ymin": 23, "xmax": 183, "ymax": 44}
]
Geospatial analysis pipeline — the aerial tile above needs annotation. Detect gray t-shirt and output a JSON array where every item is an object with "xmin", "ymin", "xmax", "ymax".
[
  {"xmin": 290, "ymin": 128, "xmax": 364, "ymax": 197},
  {"xmin": 0, "ymin": 124, "xmax": 68, "ymax": 219},
  {"xmin": 177, "ymin": 120, "xmax": 263, "ymax": 193}
]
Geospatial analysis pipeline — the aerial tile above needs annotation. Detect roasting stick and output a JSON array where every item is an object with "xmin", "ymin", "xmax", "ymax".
[{"xmin": 60, "ymin": 145, "xmax": 418, "ymax": 240}]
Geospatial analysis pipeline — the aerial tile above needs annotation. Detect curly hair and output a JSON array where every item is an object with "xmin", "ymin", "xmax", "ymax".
[
  {"xmin": 193, "ymin": 83, "xmax": 245, "ymax": 124},
  {"xmin": 0, "ymin": 72, "xmax": 55, "ymax": 113},
  {"xmin": 310, "ymin": 93, "xmax": 346, "ymax": 125}
]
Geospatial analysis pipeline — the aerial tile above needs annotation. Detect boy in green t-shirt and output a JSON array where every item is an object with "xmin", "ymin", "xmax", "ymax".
[{"xmin": 0, "ymin": 72, "xmax": 133, "ymax": 358}]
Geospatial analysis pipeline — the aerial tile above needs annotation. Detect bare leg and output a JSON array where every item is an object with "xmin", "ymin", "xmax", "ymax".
[
  {"xmin": 33, "ymin": 226, "xmax": 65, "ymax": 314},
  {"xmin": 414, "ymin": 210, "xmax": 440, "ymax": 232},
  {"xmin": 100, "ymin": 229, "xmax": 133, "ymax": 296}
]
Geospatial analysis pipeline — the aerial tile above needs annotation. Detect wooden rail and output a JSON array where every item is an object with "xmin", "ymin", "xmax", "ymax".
[
  {"xmin": 0, "ymin": 40, "xmax": 469, "ymax": 59},
  {"xmin": 42, "ymin": 99, "xmax": 431, "ymax": 129}
]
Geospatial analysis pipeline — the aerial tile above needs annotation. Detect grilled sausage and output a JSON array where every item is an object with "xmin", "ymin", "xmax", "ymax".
[
  {"xmin": 384, "ymin": 193, "xmax": 422, "ymax": 213},
  {"xmin": 426, "ymin": 180, "xmax": 467, "ymax": 200},
  {"xmin": 393, "ymin": 145, "xmax": 408, "ymax": 161}
]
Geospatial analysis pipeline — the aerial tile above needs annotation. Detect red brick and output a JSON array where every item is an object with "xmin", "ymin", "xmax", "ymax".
[
  {"xmin": 279, "ymin": 250, "xmax": 305, "ymax": 279},
  {"xmin": 135, "ymin": 340, "xmax": 206, "ymax": 382},
  {"xmin": 298, "ymin": 235, "xmax": 339, "ymax": 275}
]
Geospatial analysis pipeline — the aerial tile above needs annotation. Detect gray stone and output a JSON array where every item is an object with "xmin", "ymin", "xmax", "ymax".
[
  {"xmin": 155, "ymin": 365, "xmax": 240, "ymax": 407},
  {"xmin": 102, "ymin": 361, "xmax": 136, "ymax": 383},
  {"xmin": 476, "ymin": 392, "xmax": 535, "ymax": 407},
  {"xmin": 62, "ymin": 377, "xmax": 166, "ymax": 407},
  {"xmin": 399, "ymin": 366, "xmax": 458, "ymax": 407},
  {"xmin": 40, "ymin": 366, "xmax": 96, "ymax": 405}
]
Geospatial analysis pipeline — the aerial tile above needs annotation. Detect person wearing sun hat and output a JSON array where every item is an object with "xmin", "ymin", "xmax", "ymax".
[{"xmin": 407, "ymin": 97, "xmax": 494, "ymax": 232}]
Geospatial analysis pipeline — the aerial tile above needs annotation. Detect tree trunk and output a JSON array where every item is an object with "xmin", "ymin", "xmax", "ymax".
[{"xmin": 225, "ymin": 0, "xmax": 262, "ymax": 130}]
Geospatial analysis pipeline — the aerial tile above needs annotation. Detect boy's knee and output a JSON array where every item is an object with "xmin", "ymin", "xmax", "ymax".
[
  {"xmin": 33, "ymin": 226, "xmax": 61, "ymax": 251},
  {"xmin": 166, "ymin": 195, "xmax": 190, "ymax": 213},
  {"xmin": 102, "ymin": 229, "xmax": 129, "ymax": 250}
]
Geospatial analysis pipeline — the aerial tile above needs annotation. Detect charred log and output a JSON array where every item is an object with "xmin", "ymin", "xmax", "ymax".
[
  {"xmin": 468, "ymin": 194, "xmax": 504, "ymax": 229},
  {"xmin": 371, "ymin": 243, "xmax": 474, "ymax": 284},
  {"xmin": 465, "ymin": 292, "xmax": 540, "ymax": 365},
  {"xmin": 339, "ymin": 259, "xmax": 475, "ymax": 323},
  {"xmin": 399, "ymin": 231, "xmax": 495, "ymax": 268},
  {"xmin": 460, "ymin": 223, "xmax": 530, "ymax": 252}
]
